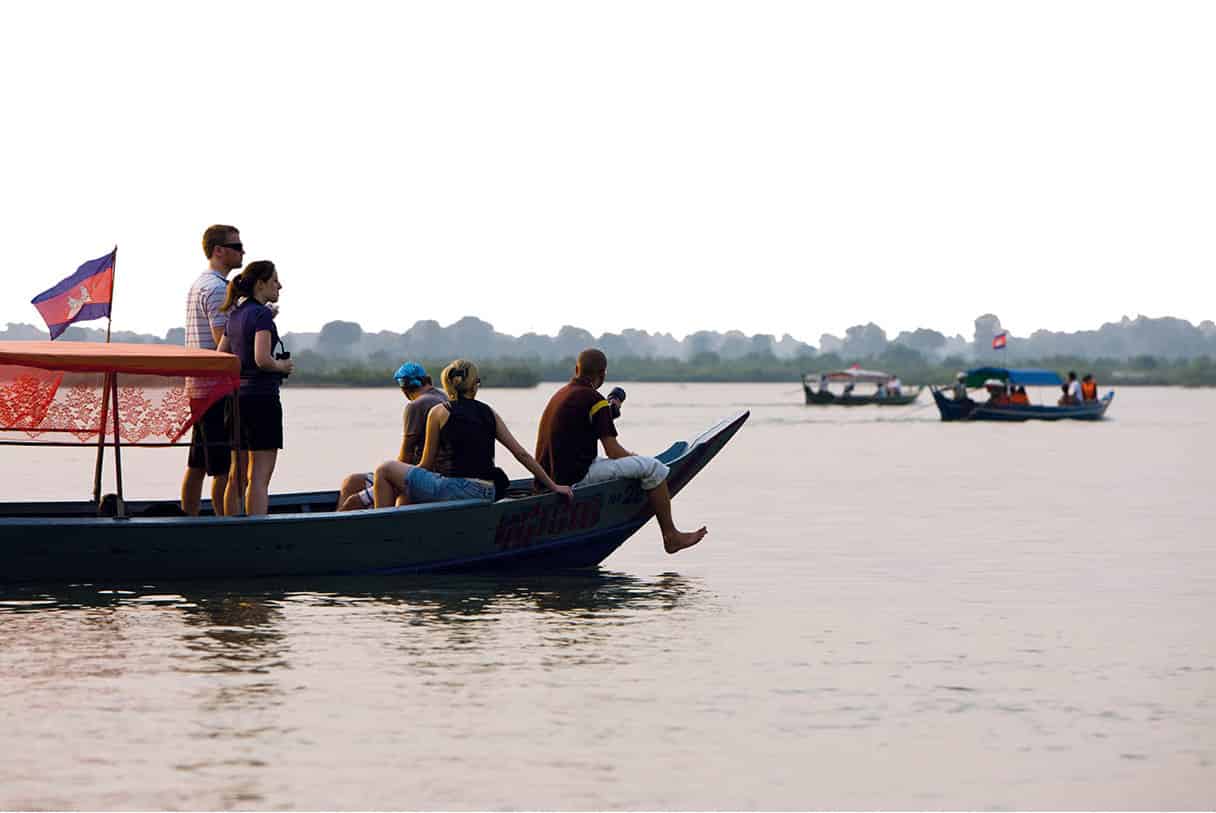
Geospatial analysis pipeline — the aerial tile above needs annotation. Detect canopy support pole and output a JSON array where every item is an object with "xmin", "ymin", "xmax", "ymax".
[
  {"xmin": 111, "ymin": 373, "xmax": 125, "ymax": 518},
  {"xmin": 92, "ymin": 372, "xmax": 113, "ymax": 506}
]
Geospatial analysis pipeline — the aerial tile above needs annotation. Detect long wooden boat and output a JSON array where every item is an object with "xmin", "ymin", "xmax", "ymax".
[
  {"xmin": 803, "ymin": 387, "xmax": 922, "ymax": 406},
  {"xmin": 930, "ymin": 366, "xmax": 1114, "ymax": 422},
  {"xmin": 801, "ymin": 369, "xmax": 920, "ymax": 406},
  {"xmin": 0, "ymin": 341, "xmax": 748, "ymax": 585}
]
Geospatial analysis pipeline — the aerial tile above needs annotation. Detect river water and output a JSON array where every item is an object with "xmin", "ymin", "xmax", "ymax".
[{"xmin": 1, "ymin": 383, "xmax": 1212, "ymax": 809}]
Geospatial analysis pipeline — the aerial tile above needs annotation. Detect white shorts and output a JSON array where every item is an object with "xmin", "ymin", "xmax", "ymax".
[
  {"xmin": 356, "ymin": 472, "xmax": 374, "ymax": 507},
  {"xmin": 577, "ymin": 455, "xmax": 669, "ymax": 492}
]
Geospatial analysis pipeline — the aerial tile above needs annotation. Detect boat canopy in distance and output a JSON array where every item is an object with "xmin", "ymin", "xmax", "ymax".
[
  {"xmin": 804, "ymin": 368, "xmax": 896, "ymax": 384},
  {"xmin": 0, "ymin": 341, "xmax": 239, "ymax": 444},
  {"xmin": 963, "ymin": 367, "xmax": 1063, "ymax": 388}
]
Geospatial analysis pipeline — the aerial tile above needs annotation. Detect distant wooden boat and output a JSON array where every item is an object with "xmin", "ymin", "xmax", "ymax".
[
  {"xmin": 930, "ymin": 367, "xmax": 1114, "ymax": 422},
  {"xmin": 802, "ymin": 369, "xmax": 921, "ymax": 406}
]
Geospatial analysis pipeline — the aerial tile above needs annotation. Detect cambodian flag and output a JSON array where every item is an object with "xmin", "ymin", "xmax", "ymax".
[
  {"xmin": 31, "ymin": 248, "xmax": 116, "ymax": 339},
  {"xmin": 992, "ymin": 331, "xmax": 1008, "ymax": 350}
]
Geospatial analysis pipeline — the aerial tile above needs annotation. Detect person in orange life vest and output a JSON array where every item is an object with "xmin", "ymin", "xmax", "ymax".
[
  {"xmin": 1081, "ymin": 374, "xmax": 1098, "ymax": 401},
  {"xmin": 1010, "ymin": 385, "xmax": 1031, "ymax": 406},
  {"xmin": 984, "ymin": 379, "xmax": 1011, "ymax": 406}
]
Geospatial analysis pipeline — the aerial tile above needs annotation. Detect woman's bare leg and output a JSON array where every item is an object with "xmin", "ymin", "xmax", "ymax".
[
  {"xmin": 373, "ymin": 461, "xmax": 411, "ymax": 508},
  {"xmin": 245, "ymin": 450, "xmax": 278, "ymax": 516},
  {"xmin": 224, "ymin": 451, "xmax": 248, "ymax": 515}
]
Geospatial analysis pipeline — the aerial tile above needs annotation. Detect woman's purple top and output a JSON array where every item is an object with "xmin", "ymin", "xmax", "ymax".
[{"xmin": 225, "ymin": 300, "xmax": 281, "ymax": 396}]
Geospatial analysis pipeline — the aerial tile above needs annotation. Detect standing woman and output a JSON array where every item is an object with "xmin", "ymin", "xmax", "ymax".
[
  {"xmin": 373, "ymin": 359, "xmax": 573, "ymax": 508},
  {"xmin": 217, "ymin": 260, "xmax": 293, "ymax": 515}
]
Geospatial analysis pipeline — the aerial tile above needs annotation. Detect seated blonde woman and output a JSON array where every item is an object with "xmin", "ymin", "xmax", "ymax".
[{"xmin": 373, "ymin": 359, "xmax": 573, "ymax": 508}]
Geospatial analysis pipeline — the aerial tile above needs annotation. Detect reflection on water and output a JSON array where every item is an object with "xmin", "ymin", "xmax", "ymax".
[
  {"xmin": 0, "ymin": 570, "xmax": 713, "ymax": 810},
  {"xmin": 0, "ymin": 571, "xmax": 710, "ymax": 684},
  {"xmin": 0, "ymin": 569, "xmax": 704, "ymax": 620},
  {"xmin": 178, "ymin": 593, "xmax": 288, "ymax": 669},
  {"xmin": 0, "ymin": 570, "xmax": 710, "ymax": 688}
]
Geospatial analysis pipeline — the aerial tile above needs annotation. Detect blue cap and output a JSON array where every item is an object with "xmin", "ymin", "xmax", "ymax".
[{"xmin": 393, "ymin": 362, "xmax": 427, "ymax": 387}]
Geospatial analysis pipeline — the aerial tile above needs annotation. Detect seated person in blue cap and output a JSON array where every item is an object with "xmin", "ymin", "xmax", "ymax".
[
  {"xmin": 335, "ymin": 362, "xmax": 449, "ymax": 511},
  {"xmin": 372, "ymin": 358, "xmax": 573, "ymax": 508}
]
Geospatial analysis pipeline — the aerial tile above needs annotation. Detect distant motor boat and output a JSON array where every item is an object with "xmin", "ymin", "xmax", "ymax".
[
  {"xmin": 801, "ymin": 368, "xmax": 921, "ymax": 406},
  {"xmin": 930, "ymin": 367, "xmax": 1114, "ymax": 422}
]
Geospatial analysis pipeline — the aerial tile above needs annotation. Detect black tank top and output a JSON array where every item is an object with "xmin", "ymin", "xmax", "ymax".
[{"xmin": 439, "ymin": 398, "xmax": 496, "ymax": 481}]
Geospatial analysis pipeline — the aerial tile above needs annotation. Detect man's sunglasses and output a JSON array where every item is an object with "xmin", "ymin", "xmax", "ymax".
[{"xmin": 221, "ymin": 242, "xmax": 244, "ymax": 252}]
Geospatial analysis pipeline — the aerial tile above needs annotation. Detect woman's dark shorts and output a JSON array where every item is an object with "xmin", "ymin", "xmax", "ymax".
[
  {"xmin": 188, "ymin": 396, "xmax": 233, "ymax": 476},
  {"xmin": 236, "ymin": 393, "xmax": 284, "ymax": 451}
]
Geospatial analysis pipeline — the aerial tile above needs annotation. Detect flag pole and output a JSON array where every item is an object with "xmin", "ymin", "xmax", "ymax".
[{"xmin": 105, "ymin": 245, "xmax": 117, "ymax": 344}]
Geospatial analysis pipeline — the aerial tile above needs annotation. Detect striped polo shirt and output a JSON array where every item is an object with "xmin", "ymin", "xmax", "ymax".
[{"xmin": 184, "ymin": 269, "xmax": 230, "ymax": 397}]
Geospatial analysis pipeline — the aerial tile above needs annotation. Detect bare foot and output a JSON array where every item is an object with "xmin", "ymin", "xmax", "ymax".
[{"xmin": 664, "ymin": 526, "xmax": 708, "ymax": 554}]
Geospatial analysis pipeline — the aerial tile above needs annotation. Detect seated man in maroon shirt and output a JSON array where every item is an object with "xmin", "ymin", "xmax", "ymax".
[{"xmin": 535, "ymin": 348, "xmax": 707, "ymax": 554}]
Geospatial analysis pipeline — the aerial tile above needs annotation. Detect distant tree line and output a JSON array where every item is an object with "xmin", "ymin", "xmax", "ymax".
[
  {"xmin": 4, "ymin": 310, "xmax": 1216, "ymax": 385},
  {"xmin": 286, "ymin": 348, "xmax": 1216, "ymax": 387},
  {"xmin": 525, "ymin": 350, "xmax": 1216, "ymax": 387},
  {"xmin": 287, "ymin": 351, "xmax": 541, "ymax": 388}
]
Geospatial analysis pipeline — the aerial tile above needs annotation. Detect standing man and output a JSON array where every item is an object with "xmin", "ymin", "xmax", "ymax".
[
  {"xmin": 535, "ymin": 347, "xmax": 707, "ymax": 554},
  {"xmin": 181, "ymin": 224, "xmax": 244, "ymax": 515}
]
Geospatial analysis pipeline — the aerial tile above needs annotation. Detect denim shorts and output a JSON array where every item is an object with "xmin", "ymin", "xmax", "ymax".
[{"xmin": 406, "ymin": 467, "xmax": 495, "ymax": 503}]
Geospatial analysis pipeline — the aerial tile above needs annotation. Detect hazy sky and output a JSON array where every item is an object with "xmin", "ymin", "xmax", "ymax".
[{"xmin": 3, "ymin": 1, "xmax": 1212, "ymax": 345}]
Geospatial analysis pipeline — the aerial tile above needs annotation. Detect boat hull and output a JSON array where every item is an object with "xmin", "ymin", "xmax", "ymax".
[
  {"xmin": 930, "ymin": 388, "xmax": 1113, "ymax": 422},
  {"xmin": 803, "ymin": 386, "xmax": 921, "ymax": 406},
  {"xmin": 0, "ymin": 413, "xmax": 748, "ymax": 585}
]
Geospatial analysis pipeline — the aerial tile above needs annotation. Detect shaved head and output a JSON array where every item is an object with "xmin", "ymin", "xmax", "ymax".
[{"xmin": 576, "ymin": 347, "xmax": 607, "ymax": 378}]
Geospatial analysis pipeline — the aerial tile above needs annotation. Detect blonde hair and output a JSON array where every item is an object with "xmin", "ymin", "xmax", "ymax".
[{"xmin": 441, "ymin": 359, "xmax": 480, "ymax": 400}]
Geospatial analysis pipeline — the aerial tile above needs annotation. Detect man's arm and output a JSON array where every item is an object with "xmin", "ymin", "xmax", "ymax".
[
  {"xmin": 601, "ymin": 435, "xmax": 634, "ymax": 460},
  {"xmin": 397, "ymin": 406, "xmax": 410, "ymax": 463},
  {"xmin": 493, "ymin": 411, "xmax": 572, "ymax": 499},
  {"xmin": 418, "ymin": 406, "xmax": 449, "ymax": 471},
  {"xmin": 205, "ymin": 284, "xmax": 228, "ymax": 348}
]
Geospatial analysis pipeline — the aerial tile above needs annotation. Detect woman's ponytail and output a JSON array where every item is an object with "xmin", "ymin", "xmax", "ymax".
[
  {"xmin": 441, "ymin": 359, "xmax": 480, "ymax": 400},
  {"xmin": 219, "ymin": 261, "xmax": 276, "ymax": 313},
  {"xmin": 219, "ymin": 274, "xmax": 248, "ymax": 313}
]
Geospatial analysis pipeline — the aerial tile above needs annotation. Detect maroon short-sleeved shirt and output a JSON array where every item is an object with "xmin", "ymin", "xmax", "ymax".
[
  {"xmin": 402, "ymin": 387, "xmax": 448, "ymax": 465},
  {"xmin": 535, "ymin": 377, "xmax": 618, "ymax": 485}
]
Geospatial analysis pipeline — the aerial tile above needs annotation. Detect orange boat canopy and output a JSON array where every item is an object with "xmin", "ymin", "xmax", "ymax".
[
  {"xmin": 0, "ymin": 341, "xmax": 240, "ymax": 378},
  {"xmin": 0, "ymin": 341, "xmax": 239, "ymax": 444}
]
